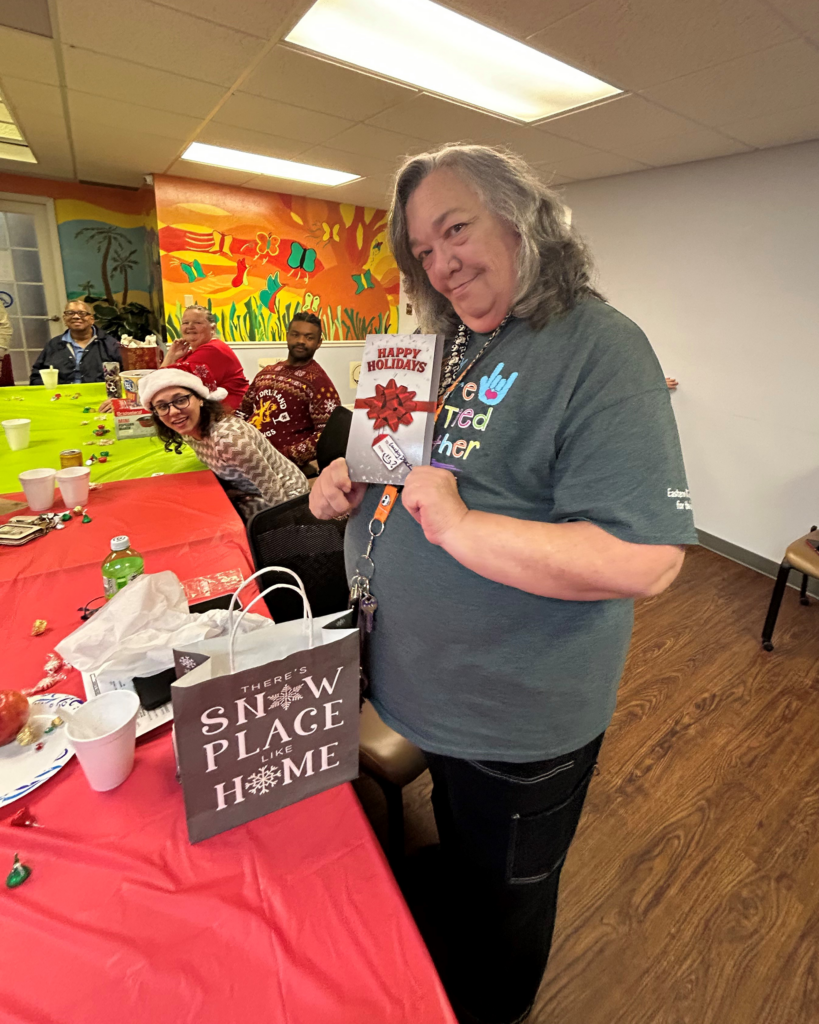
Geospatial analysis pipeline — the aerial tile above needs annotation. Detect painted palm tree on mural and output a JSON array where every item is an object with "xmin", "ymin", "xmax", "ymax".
[
  {"xmin": 110, "ymin": 245, "xmax": 139, "ymax": 306},
  {"xmin": 75, "ymin": 225, "xmax": 131, "ymax": 305}
]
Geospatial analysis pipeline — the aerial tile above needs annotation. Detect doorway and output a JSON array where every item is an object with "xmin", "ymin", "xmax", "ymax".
[{"xmin": 0, "ymin": 194, "xmax": 66, "ymax": 383}]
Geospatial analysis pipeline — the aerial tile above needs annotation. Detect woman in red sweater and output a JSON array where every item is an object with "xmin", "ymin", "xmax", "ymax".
[{"xmin": 162, "ymin": 305, "xmax": 249, "ymax": 410}]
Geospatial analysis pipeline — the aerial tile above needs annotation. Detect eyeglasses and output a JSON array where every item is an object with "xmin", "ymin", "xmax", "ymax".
[
  {"xmin": 153, "ymin": 394, "xmax": 192, "ymax": 416},
  {"xmin": 64, "ymin": 311, "xmax": 92, "ymax": 320}
]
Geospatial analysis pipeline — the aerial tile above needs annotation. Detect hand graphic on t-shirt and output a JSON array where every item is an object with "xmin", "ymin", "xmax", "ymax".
[{"xmin": 478, "ymin": 362, "xmax": 518, "ymax": 406}]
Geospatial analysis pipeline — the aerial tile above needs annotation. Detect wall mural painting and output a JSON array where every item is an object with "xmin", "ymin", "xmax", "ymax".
[{"xmin": 153, "ymin": 175, "xmax": 399, "ymax": 343}]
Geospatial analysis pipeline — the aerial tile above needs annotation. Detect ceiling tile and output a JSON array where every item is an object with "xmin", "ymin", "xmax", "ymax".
[
  {"xmin": 243, "ymin": 45, "xmax": 417, "ymax": 121},
  {"xmin": 72, "ymin": 126, "xmax": 183, "ymax": 179},
  {"xmin": 148, "ymin": 0, "xmax": 311, "ymax": 39},
  {"xmin": 165, "ymin": 160, "xmax": 257, "ymax": 187},
  {"xmin": 0, "ymin": 78, "xmax": 62, "ymax": 120},
  {"xmin": 62, "ymin": 47, "xmax": 227, "ymax": 118},
  {"xmin": 57, "ymin": 0, "xmax": 266, "ymax": 88},
  {"xmin": 366, "ymin": 94, "xmax": 519, "ymax": 145},
  {"xmin": 297, "ymin": 144, "xmax": 394, "ymax": 178},
  {"xmin": 0, "ymin": 26, "xmax": 59, "ymax": 84},
  {"xmin": 240, "ymin": 174, "xmax": 323, "ymax": 198},
  {"xmin": 320, "ymin": 123, "xmax": 431, "ymax": 164},
  {"xmin": 214, "ymin": 91, "xmax": 353, "ymax": 145},
  {"xmin": 527, "ymin": 0, "xmax": 796, "ymax": 90},
  {"xmin": 764, "ymin": 0, "xmax": 819, "ymax": 46},
  {"xmin": 542, "ymin": 95, "xmax": 705, "ymax": 151},
  {"xmin": 67, "ymin": 92, "xmax": 203, "ymax": 143},
  {"xmin": 0, "ymin": 0, "xmax": 52, "ymax": 37},
  {"xmin": 194, "ymin": 121, "xmax": 307, "ymax": 160},
  {"xmin": 642, "ymin": 40, "xmax": 819, "ymax": 128},
  {"xmin": 721, "ymin": 102, "xmax": 819, "ymax": 148},
  {"xmin": 308, "ymin": 174, "xmax": 393, "ymax": 208},
  {"xmin": 615, "ymin": 128, "xmax": 752, "ymax": 167},
  {"xmin": 534, "ymin": 147, "xmax": 649, "ymax": 181},
  {"xmin": 437, "ymin": 0, "xmax": 597, "ymax": 40}
]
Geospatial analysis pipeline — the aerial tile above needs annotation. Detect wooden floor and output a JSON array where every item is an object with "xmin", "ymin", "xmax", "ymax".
[{"xmin": 354, "ymin": 546, "xmax": 819, "ymax": 1024}]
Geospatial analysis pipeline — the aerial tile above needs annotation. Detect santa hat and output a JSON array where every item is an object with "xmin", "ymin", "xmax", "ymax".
[{"xmin": 138, "ymin": 362, "xmax": 228, "ymax": 409}]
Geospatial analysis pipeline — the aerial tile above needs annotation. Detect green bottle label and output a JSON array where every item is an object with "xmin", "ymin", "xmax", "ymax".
[{"xmin": 102, "ymin": 556, "xmax": 144, "ymax": 598}]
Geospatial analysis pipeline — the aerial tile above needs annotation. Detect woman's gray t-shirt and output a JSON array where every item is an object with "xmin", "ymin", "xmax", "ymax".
[{"xmin": 345, "ymin": 298, "xmax": 698, "ymax": 761}]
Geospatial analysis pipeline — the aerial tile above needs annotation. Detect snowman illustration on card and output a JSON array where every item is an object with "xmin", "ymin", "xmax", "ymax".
[{"xmin": 347, "ymin": 333, "xmax": 444, "ymax": 484}]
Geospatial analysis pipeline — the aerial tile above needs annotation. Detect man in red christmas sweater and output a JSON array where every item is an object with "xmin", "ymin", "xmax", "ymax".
[{"xmin": 239, "ymin": 312, "xmax": 340, "ymax": 468}]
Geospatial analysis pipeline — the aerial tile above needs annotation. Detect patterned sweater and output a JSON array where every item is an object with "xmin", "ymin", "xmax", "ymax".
[
  {"xmin": 186, "ymin": 415, "xmax": 309, "ymax": 521},
  {"xmin": 238, "ymin": 359, "xmax": 340, "ymax": 467}
]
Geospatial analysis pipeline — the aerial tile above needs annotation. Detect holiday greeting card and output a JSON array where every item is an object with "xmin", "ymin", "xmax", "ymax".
[{"xmin": 346, "ymin": 333, "xmax": 444, "ymax": 484}]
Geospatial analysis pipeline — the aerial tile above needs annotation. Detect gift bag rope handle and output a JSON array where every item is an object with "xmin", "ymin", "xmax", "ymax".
[
  {"xmin": 229, "ymin": 584, "xmax": 314, "ymax": 674},
  {"xmin": 227, "ymin": 566, "xmax": 308, "ymax": 634}
]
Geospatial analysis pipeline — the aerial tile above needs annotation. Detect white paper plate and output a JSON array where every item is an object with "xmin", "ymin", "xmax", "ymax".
[{"xmin": 0, "ymin": 693, "xmax": 83, "ymax": 807}]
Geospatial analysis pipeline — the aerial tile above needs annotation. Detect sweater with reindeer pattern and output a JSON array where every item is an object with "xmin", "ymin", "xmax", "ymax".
[{"xmin": 238, "ymin": 359, "xmax": 340, "ymax": 468}]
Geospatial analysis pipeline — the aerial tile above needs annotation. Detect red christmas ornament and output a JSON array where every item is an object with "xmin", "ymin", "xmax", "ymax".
[
  {"xmin": 360, "ymin": 379, "xmax": 419, "ymax": 433},
  {"xmin": 10, "ymin": 806, "xmax": 41, "ymax": 828}
]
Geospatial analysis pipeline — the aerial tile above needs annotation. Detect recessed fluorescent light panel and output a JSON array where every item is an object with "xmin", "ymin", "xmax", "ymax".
[
  {"xmin": 0, "ymin": 95, "xmax": 36, "ymax": 163},
  {"xmin": 286, "ymin": 0, "xmax": 621, "ymax": 122},
  {"xmin": 182, "ymin": 142, "xmax": 360, "ymax": 186}
]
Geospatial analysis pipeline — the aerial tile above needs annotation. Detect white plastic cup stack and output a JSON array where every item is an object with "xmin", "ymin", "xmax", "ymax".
[
  {"xmin": 56, "ymin": 466, "xmax": 91, "ymax": 507},
  {"xmin": 18, "ymin": 467, "xmax": 56, "ymax": 511},
  {"xmin": 40, "ymin": 366, "xmax": 59, "ymax": 388},
  {"xmin": 65, "ymin": 690, "xmax": 140, "ymax": 792},
  {"xmin": 2, "ymin": 418, "xmax": 31, "ymax": 451}
]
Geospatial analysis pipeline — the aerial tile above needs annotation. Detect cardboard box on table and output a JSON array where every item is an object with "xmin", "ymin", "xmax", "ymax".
[{"xmin": 112, "ymin": 398, "xmax": 156, "ymax": 440}]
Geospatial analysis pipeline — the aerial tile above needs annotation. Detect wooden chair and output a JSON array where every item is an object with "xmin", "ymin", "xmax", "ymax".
[
  {"xmin": 246, "ymin": 495, "xmax": 426, "ymax": 863},
  {"xmin": 761, "ymin": 525, "xmax": 818, "ymax": 651}
]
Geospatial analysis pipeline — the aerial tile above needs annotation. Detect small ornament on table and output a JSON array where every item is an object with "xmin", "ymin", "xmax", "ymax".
[
  {"xmin": 72, "ymin": 506, "xmax": 83, "ymax": 516},
  {"xmin": 10, "ymin": 806, "xmax": 41, "ymax": 828},
  {"xmin": 83, "ymin": 407, "xmax": 92, "ymax": 413},
  {"xmin": 50, "ymin": 393, "xmax": 62, "ymax": 402},
  {"xmin": 31, "ymin": 619, "xmax": 47, "ymax": 637},
  {"xmin": 93, "ymin": 427, "xmax": 110, "ymax": 437},
  {"xmin": 60, "ymin": 512, "xmax": 71, "ymax": 522},
  {"xmin": 70, "ymin": 392, "xmax": 81, "ymax": 400},
  {"xmin": 6, "ymin": 854, "xmax": 32, "ymax": 889},
  {"xmin": 82, "ymin": 513, "xmax": 92, "ymax": 524}
]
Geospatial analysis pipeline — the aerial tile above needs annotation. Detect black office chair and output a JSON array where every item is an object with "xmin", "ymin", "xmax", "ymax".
[
  {"xmin": 316, "ymin": 405, "xmax": 352, "ymax": 470},
  {"xmin": 246, "ymin": 494, "xmax": 348, "ymax": 622},
  {"xmin": 246, "ymin": 492, "xmax": 426, "ymax": 863}
]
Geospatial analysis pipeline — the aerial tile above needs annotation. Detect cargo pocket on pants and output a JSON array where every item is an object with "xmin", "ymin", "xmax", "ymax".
[{"xmin": 506, "ymin": 763, "xmax": 596, "ymax": 884}]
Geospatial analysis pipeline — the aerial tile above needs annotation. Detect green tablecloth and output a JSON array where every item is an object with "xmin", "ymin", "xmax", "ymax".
[{"xmin": 0, "ymin": 383, "xmax": 203, "ymax": 493}]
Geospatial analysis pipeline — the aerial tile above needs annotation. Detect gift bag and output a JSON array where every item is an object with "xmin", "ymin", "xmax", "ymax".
[{"xmin": 172, "ymin": 568, "xmax": 360, "ymax": 843}]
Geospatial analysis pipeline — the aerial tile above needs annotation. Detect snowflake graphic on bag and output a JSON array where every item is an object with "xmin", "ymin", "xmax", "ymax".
[
  {"xmin": 179, "ymin": 655, "xmax": 198, "ymax": 671},
  {"xmin": 245, "ymin": 764, "xmax": 282, "ymax": 796},
  {"xmin": 268, "ymin": 682, "xmax": 304, "ymax": 711}
]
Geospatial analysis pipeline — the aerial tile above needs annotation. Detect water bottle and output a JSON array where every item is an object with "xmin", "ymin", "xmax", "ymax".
[{"xmin": 102, "ymin": 535, "xmax": 144, "ymax": 599}]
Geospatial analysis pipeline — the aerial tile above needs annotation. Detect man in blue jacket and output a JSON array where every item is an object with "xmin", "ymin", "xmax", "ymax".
[{"xmin": 29, "ymin": 300, "xmax": 121, "ymax": 385}]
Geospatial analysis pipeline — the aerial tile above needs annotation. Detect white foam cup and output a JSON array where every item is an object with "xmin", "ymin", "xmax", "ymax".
[
  {"xmin": 57, "ymin": 466, "xmax": 91, "ymax": 507},
  {"xmin": 65, "ymin": 690, "xmax": 140, "ymax": 792},
  {"xmin": 18, "ymin": 467, "xmax": 56, "ymax": 511},
  {"xmin": 40, "ymin": 367, "xmax": 59, "ymax": 388},
  {"xmin": 2, "ymin": 418, "xmax": 31, "ymax": 451}
]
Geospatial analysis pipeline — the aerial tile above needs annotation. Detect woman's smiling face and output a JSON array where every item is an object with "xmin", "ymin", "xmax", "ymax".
[
  {"xmin": 406, "ymin": 167, "xmax": 520, "ymax": 334},
  {"xmin": 151, "ymin": 387, "xmax": 202, "ymax": 435}
]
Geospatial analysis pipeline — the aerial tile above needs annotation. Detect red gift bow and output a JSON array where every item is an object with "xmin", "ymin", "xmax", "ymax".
[{"xmin": 355, "ymin": 379, "xmax": 435, "ymax": 433}]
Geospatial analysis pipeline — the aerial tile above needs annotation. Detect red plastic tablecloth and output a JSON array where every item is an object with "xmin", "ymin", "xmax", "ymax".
[{"xmin": 0, "ymin": 473, "xmax": 455, "ymax": 1024}]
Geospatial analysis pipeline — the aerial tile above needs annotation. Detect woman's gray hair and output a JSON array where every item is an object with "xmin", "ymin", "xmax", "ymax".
[
  {"xmin": 185, "ymin": 304, "xmax": 219, "ymax": 329},
  {"xmin": 389, "ymin": 144, "xmax": 602, "ymax": 335}
]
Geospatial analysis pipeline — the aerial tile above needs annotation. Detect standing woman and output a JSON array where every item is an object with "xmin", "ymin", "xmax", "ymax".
[
  {"xmin": 310, "ymin": 145, "xmax": 697, "ymax": 1024},
  {"xmin": 139, "ymin": 366, "xmax": 307, "ymax": 521},
  {"xmin": 162, "ymin": 305, "xmax": 249, "ymax": 410}
]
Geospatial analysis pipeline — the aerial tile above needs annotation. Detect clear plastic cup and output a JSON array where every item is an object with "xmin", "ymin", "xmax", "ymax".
[
  {"xmin": 18, "ymin": 468, "xmax": 56, "ymax": 511},
  {"xmin": 40, "ymin": 367, "xmax": 59, "ymax": 388},
  {"xmin": 65, "ymin": 690, "xmax": 140, "ymax": 792},
  {"xmin": 2, "ymin": 418, "xmax": 31, "ymax": 451},
  {"xmin": 56, "ymin": 466, "xmax": 91, "ymax": 507}
]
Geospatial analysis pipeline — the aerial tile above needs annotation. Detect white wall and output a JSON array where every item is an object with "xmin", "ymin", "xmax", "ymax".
[
  {"xmin": 563, "ymin": 141, "xmax": 819, "ymax": 563},
  {"xmin": 230, "ymin": 342, "xmax": 364, "ymax": 407}
]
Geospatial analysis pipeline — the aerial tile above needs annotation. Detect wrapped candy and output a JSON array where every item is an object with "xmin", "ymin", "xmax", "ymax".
[
  {"xmin": 10, "ymin": 807, "xmax": 41, "ymax": 828},
  {"xmin": 6, "ymin": 854, "xmax": 32, "ymax": 888},
  {"xmin": 31, "ymin": 620, "xmax": 47, "ymax": 636},
  {"xmin": 16, "ymin": 724, "xmax": 36, "ymax": 746}
]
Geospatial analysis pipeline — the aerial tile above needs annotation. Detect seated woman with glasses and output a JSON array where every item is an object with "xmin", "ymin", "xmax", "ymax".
[
  {"xmin": 29, "ymin": 300, "xmax": 121, "ymax": 385},
  {"xmin": 139, "ymin": 365, "xmax": 308, "ymax": 521}
]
